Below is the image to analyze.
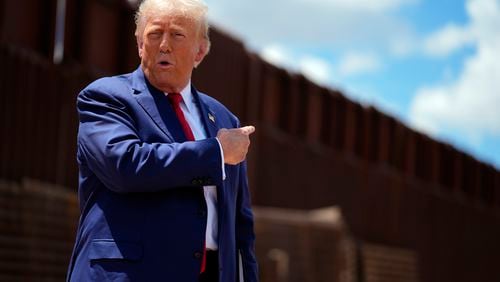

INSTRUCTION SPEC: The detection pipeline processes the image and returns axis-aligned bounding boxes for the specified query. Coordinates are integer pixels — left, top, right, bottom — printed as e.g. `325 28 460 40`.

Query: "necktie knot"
167 92 183 105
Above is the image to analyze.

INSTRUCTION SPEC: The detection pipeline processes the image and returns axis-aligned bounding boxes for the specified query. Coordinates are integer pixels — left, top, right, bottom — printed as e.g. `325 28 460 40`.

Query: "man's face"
138 12 206 93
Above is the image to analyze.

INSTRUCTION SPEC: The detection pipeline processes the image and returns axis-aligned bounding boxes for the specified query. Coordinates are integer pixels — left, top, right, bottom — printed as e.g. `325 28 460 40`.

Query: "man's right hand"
216 126 256 165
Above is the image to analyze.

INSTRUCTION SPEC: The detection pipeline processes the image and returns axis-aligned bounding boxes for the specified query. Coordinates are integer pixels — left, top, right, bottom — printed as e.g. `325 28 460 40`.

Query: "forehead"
146 11 198 29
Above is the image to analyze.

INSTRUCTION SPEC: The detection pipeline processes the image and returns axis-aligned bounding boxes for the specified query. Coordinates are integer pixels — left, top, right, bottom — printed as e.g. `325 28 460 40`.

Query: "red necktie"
167 93 195 141
167 93 207 273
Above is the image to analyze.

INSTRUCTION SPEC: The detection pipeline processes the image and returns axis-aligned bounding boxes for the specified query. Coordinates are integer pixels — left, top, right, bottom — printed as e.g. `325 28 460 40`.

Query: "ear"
193 39 209 68
137 37 144 58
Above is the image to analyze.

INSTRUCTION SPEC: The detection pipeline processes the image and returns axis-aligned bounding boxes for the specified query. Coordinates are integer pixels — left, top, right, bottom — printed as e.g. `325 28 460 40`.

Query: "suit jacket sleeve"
77 83 223 193
236 160 259 281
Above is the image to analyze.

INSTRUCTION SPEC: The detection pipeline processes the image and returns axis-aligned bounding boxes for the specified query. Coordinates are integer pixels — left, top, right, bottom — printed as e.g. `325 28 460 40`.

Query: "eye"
148 31 162 39
173 32 185 38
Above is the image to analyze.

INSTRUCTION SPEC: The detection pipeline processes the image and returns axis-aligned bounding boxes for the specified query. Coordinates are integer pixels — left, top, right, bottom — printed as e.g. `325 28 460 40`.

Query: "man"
66 0 258 281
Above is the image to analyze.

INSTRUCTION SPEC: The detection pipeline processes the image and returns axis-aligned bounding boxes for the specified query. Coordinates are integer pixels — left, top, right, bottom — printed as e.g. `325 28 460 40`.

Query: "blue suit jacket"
67 67 258 282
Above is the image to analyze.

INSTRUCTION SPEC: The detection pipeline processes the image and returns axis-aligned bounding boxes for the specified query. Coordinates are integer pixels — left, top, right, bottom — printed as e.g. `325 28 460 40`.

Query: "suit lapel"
192 86 220 138
131 67 187 142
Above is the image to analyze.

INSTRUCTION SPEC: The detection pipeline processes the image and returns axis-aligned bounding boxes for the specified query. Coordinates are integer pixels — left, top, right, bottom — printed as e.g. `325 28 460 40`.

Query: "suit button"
198 210 207 217
194 252 203 259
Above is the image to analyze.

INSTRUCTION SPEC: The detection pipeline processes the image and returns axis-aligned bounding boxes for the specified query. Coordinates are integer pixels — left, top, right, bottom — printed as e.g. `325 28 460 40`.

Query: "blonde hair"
134 0 210 50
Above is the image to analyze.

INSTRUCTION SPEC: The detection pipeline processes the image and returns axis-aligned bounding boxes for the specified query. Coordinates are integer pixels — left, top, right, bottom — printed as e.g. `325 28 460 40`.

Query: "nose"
159 34 171 54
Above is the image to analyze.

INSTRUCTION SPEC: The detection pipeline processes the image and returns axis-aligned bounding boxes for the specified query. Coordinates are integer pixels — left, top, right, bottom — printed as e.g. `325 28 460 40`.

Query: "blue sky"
204 0 500 169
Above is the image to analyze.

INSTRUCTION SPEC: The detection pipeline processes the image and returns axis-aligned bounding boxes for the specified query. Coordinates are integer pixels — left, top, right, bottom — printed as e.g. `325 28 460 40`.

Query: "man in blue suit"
66 0 258 281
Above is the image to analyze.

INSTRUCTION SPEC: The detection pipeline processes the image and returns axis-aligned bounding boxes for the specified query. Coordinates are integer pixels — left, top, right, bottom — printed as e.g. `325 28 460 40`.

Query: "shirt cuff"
215 138 226 180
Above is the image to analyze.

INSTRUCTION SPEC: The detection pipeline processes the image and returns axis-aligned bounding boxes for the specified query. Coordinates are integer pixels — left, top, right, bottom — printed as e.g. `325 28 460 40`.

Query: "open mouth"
158 60 172 67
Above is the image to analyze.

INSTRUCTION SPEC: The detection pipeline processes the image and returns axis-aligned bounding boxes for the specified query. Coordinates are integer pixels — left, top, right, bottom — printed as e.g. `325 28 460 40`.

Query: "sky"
204 0 500 169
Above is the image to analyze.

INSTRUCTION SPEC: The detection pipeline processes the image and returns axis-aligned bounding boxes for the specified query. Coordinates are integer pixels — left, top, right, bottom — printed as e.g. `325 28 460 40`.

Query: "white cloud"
421 0 500 58
298 0 417 12
410 0 500 142
299 56 332 85
423 24 474 57
260 44 294 69
260 45 381 86
337 52 382 77
205 0 417 51
260 44 333 86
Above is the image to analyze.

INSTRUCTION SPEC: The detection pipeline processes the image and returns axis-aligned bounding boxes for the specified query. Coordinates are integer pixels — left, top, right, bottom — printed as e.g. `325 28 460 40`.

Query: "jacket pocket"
89 239 143 261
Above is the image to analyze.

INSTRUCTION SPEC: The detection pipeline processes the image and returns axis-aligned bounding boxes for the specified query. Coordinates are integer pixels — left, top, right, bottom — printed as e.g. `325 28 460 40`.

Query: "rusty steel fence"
1 0 500 281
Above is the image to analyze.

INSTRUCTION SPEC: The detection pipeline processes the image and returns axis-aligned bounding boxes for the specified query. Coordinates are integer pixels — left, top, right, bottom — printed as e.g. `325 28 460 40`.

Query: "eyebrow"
146 22 164 29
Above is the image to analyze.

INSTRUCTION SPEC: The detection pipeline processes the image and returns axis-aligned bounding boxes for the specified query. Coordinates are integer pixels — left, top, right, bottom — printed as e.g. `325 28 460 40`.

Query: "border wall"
1 0 500 281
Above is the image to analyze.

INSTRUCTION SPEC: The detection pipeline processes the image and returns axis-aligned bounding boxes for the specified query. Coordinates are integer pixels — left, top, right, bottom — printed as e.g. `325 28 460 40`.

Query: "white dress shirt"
165 83 224 250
